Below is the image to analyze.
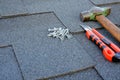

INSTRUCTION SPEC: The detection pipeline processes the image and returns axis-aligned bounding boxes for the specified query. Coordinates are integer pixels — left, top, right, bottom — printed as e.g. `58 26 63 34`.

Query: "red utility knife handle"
86 30 115 62
92 29 120 53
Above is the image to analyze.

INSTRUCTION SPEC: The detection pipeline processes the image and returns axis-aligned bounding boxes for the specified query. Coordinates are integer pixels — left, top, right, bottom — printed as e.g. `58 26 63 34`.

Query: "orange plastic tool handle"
92 29 120 53
86 30 115 62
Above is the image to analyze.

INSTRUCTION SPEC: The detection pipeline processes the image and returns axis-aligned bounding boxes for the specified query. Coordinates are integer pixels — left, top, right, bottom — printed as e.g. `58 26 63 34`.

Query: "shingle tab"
74 29 120 80
0 47 23 80
90 0 120 6
23 0 95 32
95 56 120 80
50 68 102 80
0 13 95 80
0 0 27 16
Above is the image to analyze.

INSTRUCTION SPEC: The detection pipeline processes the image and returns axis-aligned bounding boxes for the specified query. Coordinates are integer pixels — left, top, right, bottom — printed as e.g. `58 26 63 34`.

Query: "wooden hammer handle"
96 15 120 42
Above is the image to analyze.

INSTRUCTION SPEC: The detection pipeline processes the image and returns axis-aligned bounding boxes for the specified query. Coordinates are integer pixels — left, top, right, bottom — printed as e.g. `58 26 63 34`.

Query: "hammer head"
80 7 111 21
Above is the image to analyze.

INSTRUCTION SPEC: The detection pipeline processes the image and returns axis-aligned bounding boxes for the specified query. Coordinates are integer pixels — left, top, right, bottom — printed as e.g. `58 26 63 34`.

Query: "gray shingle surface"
23 0 95 32
107 4 120 25
0 0 27 16
50 68 102 80
0 0 119 32
23 0 120 32
74 28 120 80
0 0 120 80
0 47 23 80
90 0 120 5
95 57 120 80
0 13 95 80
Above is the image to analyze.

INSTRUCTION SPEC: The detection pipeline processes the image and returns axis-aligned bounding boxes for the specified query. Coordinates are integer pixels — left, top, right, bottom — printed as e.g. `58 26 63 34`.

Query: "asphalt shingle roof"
0 0 120 80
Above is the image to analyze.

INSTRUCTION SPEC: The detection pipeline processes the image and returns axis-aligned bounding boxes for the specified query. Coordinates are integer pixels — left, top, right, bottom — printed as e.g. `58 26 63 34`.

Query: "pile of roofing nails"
48 27 72 41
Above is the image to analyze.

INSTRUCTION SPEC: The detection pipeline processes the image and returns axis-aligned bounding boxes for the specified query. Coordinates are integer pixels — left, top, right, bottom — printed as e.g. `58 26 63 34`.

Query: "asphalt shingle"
0 47 23 80
0 0 27 17
107 4 120 25
74 28 120 80
95 56 120 80
23 0 95 32
0 13 95 80
49 68 102 80
90 0 120 6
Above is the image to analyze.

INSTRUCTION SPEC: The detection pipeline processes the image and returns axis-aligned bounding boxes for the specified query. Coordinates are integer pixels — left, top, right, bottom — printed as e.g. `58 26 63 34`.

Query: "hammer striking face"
80 7 111 21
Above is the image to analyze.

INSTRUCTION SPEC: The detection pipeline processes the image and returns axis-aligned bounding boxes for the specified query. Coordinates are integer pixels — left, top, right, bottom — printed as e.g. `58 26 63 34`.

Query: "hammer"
80 7 120 42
